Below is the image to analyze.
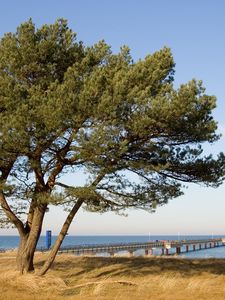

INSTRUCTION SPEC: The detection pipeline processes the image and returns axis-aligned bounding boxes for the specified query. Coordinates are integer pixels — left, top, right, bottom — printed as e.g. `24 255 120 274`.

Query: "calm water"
1 235 225 258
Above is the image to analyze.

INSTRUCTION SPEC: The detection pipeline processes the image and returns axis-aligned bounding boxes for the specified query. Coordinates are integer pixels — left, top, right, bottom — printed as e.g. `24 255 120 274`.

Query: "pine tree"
0 19 224 275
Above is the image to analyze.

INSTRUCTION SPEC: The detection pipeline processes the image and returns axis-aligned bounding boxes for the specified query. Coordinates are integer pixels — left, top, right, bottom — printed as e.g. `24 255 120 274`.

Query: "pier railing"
36 237 224 256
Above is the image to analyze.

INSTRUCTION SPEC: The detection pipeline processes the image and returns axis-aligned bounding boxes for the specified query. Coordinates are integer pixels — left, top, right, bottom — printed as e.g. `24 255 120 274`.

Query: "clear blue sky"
0 0 225 235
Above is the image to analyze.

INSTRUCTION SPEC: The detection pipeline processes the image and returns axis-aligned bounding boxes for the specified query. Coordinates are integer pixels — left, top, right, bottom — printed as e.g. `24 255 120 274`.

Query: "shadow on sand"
35 255 225 278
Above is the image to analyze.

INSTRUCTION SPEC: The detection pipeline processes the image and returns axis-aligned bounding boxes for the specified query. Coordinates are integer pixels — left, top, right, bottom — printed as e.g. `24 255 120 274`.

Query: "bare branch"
0 191 25 236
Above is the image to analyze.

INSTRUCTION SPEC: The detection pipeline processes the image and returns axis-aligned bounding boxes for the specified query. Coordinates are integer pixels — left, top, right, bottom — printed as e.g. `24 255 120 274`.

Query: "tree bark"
16 204 47 274
16 234 34 273
38 199 83 276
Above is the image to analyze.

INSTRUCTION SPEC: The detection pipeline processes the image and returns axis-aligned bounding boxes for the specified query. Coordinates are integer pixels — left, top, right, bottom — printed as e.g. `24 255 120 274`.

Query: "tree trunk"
16 204 47 274
16 235 35 273
38 199 83 276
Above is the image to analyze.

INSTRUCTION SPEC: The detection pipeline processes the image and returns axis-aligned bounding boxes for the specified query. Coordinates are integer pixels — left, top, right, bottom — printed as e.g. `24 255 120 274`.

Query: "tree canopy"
0 19 224 274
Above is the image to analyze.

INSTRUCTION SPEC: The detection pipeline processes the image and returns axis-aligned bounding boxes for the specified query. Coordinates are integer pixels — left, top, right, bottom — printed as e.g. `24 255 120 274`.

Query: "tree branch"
0 191 25 236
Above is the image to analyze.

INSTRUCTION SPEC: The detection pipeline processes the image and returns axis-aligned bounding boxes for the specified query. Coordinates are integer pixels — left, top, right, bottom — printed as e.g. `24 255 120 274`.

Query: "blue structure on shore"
46 230 52 249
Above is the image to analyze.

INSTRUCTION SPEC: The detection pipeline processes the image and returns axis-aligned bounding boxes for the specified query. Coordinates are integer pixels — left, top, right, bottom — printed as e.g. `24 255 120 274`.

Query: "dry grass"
1 252 225 299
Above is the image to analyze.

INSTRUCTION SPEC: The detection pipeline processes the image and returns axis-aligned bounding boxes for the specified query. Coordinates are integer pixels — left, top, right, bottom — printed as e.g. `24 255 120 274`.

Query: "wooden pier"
55 238 225 257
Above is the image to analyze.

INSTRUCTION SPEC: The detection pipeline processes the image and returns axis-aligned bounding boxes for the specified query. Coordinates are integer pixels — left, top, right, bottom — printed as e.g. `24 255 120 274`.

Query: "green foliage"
0 19 225 227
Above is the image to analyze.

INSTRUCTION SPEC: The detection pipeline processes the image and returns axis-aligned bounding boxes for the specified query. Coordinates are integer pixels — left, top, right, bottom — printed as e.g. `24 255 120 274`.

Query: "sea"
1 235 225 259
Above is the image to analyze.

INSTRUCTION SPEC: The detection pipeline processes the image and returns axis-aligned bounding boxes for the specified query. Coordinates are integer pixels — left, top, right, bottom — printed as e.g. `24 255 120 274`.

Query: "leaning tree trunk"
16 204 46 274
38 199 83 276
